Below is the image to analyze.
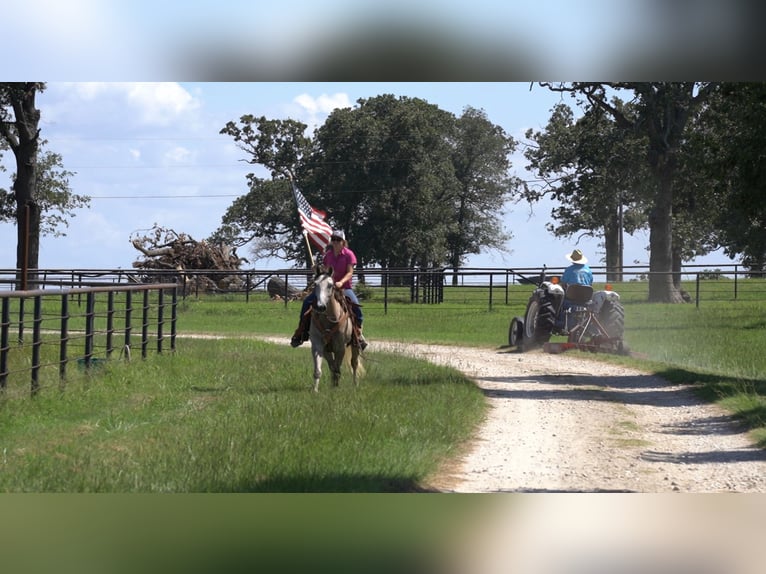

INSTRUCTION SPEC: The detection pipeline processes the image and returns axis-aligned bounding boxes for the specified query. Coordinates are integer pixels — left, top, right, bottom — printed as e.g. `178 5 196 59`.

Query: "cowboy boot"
290 314 311 347
356 325 368 351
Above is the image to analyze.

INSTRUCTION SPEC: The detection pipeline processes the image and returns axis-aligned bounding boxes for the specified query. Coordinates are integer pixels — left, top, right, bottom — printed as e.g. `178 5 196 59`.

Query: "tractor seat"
565 284 594 305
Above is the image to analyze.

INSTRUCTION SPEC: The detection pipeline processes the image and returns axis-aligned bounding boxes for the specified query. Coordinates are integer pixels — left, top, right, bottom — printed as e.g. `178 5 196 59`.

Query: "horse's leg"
331 347 342 387
351 346 360 386
312 345 323 392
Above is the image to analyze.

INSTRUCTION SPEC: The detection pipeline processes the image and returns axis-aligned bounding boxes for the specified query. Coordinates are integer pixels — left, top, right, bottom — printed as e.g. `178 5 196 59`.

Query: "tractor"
508 266 628 355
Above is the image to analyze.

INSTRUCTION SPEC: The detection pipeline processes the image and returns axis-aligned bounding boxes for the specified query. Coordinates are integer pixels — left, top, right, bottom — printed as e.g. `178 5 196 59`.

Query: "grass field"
1 279 765 492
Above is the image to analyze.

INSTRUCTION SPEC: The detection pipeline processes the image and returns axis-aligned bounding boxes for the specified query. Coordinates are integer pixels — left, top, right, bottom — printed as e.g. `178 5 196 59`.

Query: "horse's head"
312 267 335 312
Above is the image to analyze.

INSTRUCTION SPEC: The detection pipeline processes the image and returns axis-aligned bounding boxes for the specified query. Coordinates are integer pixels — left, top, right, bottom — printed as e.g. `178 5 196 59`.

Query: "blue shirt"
561 263 593 286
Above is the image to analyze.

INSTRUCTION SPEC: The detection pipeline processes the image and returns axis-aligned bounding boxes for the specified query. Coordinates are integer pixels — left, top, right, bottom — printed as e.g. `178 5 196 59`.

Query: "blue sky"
0 82 737 273
3 1 753 273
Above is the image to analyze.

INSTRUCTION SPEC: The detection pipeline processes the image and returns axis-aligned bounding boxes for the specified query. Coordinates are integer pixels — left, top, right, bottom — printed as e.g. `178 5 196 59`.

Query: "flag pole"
287 171 316 269
303 230 315 268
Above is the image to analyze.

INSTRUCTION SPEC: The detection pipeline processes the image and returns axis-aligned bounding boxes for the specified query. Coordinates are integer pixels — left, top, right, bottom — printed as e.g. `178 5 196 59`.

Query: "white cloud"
125 83 201 125
53 83 200 128
164 146 194 164
288 92 352 133
294 93 352 114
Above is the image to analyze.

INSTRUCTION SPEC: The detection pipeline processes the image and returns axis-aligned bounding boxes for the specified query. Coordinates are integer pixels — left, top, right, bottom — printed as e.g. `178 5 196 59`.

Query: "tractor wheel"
598 300 625 340
508 316 524 348
523 295 555 348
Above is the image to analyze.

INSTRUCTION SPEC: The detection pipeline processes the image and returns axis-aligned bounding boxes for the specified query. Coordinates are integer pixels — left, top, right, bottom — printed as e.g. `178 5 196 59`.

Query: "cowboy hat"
565 249 588 264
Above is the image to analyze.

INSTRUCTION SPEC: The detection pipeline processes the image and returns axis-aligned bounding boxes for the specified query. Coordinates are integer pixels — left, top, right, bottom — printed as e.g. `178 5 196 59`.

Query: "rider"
561 249 593 288
290 229 368 350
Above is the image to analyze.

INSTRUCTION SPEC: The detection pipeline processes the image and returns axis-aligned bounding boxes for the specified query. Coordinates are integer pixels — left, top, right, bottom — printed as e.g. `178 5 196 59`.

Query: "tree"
218 116 316 266
1 141 89 237
523 101 650 281
220 96 517 275
306 94 459 269
539 83 716 302
209 176 306 264
694 82 766 273
0 82 44 288
448 106 517 283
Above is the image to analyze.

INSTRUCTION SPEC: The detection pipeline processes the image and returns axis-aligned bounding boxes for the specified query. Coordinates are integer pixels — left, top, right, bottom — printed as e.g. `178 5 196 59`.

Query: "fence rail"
1 264 764 311
1 283 178 397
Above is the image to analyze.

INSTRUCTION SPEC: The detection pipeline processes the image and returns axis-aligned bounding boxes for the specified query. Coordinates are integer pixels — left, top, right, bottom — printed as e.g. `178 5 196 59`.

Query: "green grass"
3 281 766 492
0 337 485 492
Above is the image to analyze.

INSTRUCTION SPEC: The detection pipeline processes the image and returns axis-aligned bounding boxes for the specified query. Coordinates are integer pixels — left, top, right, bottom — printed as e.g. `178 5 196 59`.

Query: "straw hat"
565 249 588 264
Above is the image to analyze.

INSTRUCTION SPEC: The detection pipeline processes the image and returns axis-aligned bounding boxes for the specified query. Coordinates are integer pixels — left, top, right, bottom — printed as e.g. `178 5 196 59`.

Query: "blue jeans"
300 289 363 326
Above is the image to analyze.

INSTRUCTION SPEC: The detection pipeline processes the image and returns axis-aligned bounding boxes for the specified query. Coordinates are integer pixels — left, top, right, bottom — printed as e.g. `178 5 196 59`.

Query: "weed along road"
251 334 766 493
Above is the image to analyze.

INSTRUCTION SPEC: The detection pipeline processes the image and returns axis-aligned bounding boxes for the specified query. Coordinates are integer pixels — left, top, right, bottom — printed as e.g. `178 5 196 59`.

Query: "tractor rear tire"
523 294 555 348
599 299 625 340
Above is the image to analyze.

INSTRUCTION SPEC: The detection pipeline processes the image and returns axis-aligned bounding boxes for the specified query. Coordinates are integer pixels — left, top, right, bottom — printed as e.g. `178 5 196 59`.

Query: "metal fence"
1 283 177 397
1 264 763 312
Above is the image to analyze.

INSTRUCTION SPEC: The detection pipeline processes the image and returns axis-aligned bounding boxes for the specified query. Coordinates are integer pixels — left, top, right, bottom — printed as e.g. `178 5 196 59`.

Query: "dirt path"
379 342 766 493
232 335 766 492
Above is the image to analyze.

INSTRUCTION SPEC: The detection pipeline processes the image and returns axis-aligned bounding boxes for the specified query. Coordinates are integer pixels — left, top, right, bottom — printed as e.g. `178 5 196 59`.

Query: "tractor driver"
561 249 593 288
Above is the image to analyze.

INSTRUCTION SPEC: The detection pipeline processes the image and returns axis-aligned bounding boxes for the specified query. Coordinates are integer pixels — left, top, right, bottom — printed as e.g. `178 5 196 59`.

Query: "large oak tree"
539 83 716 302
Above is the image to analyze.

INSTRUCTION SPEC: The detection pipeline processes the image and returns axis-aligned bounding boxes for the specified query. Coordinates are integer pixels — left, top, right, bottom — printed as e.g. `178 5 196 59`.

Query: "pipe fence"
1 283 177 397
1 264 763 313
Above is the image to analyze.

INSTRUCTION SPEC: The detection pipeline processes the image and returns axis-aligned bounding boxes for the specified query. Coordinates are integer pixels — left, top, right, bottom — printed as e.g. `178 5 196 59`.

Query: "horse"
308 267 363 392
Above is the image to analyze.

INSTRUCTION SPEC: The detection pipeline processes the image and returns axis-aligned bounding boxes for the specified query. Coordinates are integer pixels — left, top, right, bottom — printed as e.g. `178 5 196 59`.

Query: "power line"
88 194 241 199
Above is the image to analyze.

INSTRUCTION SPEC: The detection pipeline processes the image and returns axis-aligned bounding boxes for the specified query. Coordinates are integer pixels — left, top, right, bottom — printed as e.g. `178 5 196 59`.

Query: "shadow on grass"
219 474 440 493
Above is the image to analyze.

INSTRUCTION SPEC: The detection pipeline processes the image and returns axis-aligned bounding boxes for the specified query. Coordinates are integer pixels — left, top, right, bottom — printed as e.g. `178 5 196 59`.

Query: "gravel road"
371 341 766 493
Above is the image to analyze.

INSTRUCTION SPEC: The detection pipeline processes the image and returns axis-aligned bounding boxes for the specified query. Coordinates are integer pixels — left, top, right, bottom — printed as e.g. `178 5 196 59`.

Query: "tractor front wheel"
508 316 524 348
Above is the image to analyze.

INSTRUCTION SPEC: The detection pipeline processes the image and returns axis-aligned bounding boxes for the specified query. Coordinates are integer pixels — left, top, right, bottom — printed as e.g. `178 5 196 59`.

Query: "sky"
3 1 758 274
0 82 740 274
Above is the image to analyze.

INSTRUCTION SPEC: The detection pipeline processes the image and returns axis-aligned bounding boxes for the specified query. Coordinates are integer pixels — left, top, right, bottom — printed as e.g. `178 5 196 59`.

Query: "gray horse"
309 268 363 392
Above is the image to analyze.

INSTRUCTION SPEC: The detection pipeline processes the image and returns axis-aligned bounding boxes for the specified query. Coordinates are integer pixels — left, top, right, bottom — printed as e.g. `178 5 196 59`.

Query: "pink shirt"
322 247 357 289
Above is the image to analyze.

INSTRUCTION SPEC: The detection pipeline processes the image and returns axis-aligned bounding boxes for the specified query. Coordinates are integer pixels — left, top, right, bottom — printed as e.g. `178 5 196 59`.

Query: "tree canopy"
536 83 716 302
217 95 518 271
1 83 87 287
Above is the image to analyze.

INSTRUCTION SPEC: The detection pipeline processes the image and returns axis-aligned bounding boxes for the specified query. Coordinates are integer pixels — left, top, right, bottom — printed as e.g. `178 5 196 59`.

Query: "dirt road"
372 341 766 493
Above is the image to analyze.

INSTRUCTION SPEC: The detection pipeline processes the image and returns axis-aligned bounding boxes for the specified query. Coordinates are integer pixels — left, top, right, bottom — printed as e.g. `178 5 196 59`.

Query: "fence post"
106 290 115 357
170 286 177 353
157 288 165 354
84 291 96 366
734 264 738 300
488 273 494 311
284 273 289 309
31 296 42 395
141 289 150 359
59 293 69 382
1 298 9 390
695 274 700 309
384 270 389 315
125 290 133 355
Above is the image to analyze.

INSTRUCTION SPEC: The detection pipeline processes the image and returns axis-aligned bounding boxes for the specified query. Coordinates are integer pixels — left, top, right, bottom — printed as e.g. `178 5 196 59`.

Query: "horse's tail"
343 346 365 378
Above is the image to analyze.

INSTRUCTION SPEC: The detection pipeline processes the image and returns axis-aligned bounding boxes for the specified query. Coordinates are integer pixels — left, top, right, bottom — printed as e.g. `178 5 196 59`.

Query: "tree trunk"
3 84 42 290
648 166 684 303
604 218 621 283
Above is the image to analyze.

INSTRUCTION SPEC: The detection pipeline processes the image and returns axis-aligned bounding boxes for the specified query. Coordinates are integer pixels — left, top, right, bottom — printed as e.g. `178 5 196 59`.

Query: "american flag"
291 182 332 250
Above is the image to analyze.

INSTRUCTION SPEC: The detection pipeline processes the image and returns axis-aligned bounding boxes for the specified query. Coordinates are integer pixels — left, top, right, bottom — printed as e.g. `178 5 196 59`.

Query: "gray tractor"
508 266 628 355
